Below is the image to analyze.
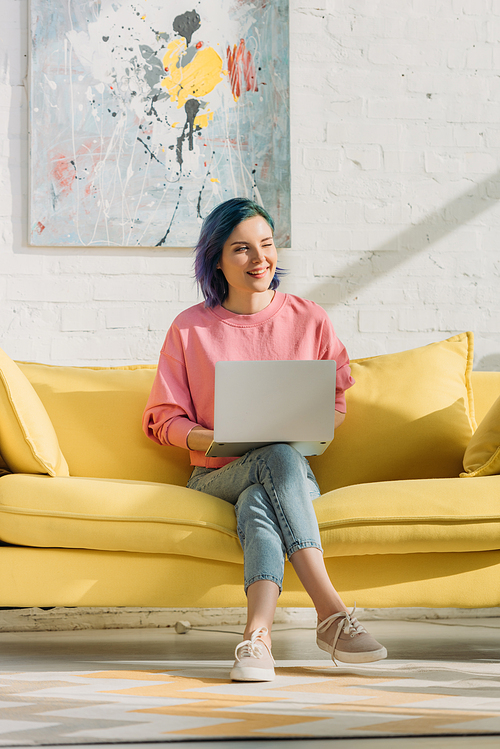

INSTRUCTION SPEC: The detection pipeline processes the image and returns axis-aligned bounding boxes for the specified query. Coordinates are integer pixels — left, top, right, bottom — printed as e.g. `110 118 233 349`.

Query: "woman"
143 198 387 682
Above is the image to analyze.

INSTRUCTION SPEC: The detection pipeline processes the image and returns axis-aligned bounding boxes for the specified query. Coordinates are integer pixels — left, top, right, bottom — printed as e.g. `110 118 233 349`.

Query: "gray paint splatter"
184 98 200 150
139 44 166 89
173 10 201 45
156 185 183 246
175 98 200 169
181 45 198 67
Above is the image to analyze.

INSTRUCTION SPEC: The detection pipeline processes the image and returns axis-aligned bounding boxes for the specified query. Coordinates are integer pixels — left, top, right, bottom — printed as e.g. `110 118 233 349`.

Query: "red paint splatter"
51 154 76 198
196 41 203 49
227 39 258 99
35 221 45 234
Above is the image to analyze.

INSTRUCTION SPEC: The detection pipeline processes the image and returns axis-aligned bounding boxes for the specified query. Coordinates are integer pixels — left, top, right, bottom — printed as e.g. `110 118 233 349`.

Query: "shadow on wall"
308 171 500 370
476 354 500 371
321 171 499 302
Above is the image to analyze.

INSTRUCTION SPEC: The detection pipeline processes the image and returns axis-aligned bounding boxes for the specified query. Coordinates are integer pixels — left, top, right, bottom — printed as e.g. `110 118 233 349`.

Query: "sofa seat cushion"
2 473 499 562
315 476 500 557
0 474 242 564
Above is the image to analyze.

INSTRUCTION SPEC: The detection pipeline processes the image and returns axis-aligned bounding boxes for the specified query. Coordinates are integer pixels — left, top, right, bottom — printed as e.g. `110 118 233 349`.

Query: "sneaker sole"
317 638 388 663
230 667 275 682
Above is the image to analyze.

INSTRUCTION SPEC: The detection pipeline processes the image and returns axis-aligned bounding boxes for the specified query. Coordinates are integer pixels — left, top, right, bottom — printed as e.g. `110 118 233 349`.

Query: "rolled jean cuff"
244 574 283 595
287 540 323 559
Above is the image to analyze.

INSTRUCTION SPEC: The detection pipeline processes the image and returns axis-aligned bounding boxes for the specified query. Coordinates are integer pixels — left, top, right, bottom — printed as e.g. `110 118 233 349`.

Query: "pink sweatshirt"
143 292 355 468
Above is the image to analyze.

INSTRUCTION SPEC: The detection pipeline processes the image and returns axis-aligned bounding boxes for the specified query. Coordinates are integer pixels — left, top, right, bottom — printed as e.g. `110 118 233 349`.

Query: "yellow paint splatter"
161 41 224 108
194 111 214 129
210 178 220 183
162 38 186 70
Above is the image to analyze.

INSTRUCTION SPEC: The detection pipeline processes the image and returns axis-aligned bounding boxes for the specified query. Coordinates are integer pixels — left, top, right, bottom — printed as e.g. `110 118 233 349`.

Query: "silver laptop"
205 360 337 458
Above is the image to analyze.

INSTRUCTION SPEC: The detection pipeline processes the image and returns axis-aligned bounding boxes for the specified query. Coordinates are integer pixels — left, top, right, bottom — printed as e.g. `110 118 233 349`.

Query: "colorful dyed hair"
194 198 286 308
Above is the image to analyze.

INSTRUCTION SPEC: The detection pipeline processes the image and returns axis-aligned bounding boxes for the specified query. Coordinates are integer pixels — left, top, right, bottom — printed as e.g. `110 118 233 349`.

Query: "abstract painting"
30 0 290 247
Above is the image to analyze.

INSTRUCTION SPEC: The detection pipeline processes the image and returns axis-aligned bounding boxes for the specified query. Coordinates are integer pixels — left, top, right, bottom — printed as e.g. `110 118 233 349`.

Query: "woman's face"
217 215 277 301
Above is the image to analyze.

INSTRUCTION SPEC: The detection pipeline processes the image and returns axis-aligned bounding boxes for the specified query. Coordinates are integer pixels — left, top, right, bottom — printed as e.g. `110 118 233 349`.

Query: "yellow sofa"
1 332 499 610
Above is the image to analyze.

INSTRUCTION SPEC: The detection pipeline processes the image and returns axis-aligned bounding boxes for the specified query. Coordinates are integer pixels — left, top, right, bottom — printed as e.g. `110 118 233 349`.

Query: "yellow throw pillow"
0 452 10 477
309 333 476 493
17 361 191 486
461 394 500 478
0 348 69 476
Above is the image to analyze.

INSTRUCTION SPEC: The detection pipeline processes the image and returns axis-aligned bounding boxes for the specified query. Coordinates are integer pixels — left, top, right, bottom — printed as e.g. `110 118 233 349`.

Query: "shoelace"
317 605 367 662
234 626 273 663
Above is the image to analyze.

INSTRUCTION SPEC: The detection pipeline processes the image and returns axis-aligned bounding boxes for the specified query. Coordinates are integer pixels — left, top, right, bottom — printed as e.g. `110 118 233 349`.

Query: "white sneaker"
230 627 276 682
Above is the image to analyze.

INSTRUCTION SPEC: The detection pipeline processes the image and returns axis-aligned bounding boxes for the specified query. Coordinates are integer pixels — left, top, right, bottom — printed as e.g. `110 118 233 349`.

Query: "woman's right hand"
186 426 215 452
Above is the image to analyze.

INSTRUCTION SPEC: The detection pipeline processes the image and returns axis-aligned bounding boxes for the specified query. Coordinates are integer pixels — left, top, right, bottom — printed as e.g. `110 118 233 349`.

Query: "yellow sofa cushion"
0 348 69 477
0 451 9 477
1 472 498 560
309 333 476 493
0 473 242 563
470 371 500 423
17 362 192 485
314 476 500 557
461 394 500 478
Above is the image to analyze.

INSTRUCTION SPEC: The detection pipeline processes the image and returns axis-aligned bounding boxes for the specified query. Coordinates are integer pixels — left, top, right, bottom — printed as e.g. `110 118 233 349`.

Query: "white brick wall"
0 0 499 370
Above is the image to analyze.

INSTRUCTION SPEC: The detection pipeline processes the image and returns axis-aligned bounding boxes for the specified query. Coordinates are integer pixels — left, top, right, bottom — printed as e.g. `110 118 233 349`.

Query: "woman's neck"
222 289 275 315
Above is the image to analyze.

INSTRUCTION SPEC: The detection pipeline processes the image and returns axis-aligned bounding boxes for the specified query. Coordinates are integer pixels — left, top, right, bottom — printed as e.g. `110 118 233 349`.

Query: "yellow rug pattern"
1 660 500 743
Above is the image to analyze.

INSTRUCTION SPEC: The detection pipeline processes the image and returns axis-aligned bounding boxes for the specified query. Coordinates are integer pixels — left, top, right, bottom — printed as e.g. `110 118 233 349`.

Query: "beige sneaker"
317 607 387 664
230 627 276 682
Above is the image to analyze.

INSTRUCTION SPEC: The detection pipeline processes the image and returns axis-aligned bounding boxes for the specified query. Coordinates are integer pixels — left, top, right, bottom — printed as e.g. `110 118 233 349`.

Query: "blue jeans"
187 443 322 594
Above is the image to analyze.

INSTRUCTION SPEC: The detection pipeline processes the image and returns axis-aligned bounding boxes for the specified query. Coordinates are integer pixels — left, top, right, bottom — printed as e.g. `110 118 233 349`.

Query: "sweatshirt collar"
208 291 287 327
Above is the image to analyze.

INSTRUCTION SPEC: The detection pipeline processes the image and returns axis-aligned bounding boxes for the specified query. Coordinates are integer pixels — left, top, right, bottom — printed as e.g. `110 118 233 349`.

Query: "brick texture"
0 0 498 369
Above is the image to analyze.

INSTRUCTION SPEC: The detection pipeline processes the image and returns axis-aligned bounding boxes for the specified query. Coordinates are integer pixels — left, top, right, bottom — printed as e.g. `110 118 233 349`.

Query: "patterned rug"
1 659 500 744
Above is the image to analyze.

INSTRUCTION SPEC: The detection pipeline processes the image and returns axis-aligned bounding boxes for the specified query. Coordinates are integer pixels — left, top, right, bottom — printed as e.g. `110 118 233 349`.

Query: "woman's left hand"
335 411 346 429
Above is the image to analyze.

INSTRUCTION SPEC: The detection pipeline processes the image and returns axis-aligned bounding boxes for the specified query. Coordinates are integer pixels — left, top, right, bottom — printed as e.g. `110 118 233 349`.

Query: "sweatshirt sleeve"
319 316 355 413
142 327 201 449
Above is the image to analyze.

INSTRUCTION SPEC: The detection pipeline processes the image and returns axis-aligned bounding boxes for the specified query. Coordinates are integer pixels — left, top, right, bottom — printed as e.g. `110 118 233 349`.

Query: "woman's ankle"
243 626 272 650
316 605 349 623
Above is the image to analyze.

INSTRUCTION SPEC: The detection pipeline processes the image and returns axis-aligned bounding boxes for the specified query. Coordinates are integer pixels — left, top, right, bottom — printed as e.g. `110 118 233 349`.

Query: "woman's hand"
334 411 346 429
187 426 215 452
187 415 344 452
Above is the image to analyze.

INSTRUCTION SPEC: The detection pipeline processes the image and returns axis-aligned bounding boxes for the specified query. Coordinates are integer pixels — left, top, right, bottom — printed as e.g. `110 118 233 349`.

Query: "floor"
1 616 499 748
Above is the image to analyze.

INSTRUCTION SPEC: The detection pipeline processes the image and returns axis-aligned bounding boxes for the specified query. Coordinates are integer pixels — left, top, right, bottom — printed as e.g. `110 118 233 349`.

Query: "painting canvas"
29 0 290 247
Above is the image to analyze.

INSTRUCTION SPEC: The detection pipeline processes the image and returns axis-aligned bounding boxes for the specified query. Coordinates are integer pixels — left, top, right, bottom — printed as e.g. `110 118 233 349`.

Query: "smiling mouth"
248 267 269 276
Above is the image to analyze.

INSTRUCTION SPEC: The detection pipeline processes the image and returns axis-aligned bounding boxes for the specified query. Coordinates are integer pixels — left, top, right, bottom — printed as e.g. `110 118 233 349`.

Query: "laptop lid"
205 359 337 458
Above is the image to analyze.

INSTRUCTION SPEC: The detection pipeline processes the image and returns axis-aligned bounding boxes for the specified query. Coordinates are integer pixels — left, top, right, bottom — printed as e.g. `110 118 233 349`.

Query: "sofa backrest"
309 333 477 493
18 361 192 486
15 334 497 492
